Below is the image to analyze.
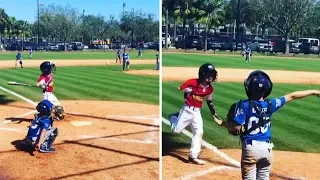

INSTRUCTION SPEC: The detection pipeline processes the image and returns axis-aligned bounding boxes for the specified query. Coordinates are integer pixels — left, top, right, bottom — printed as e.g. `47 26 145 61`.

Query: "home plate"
70 121 93 126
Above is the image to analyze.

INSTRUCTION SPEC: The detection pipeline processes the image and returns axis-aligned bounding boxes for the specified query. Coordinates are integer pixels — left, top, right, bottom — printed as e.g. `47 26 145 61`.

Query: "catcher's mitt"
226 102 244 136
53 105 65 120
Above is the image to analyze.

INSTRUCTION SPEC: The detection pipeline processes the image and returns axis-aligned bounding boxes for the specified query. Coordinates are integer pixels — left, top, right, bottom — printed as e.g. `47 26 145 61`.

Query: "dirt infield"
0 100 159 180
0 59 155 69
124 70 159 76
163 67 320 84
162 67 320 180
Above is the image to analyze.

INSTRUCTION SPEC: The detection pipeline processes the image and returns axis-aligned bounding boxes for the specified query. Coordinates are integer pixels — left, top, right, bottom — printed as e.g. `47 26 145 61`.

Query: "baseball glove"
226 102 244 136
53 105 65 120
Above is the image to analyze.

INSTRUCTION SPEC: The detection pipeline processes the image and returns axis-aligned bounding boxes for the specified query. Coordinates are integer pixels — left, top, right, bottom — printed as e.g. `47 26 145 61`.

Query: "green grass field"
162 81 320 153
0 50 157 60
0 65 159 105
162 53 320 72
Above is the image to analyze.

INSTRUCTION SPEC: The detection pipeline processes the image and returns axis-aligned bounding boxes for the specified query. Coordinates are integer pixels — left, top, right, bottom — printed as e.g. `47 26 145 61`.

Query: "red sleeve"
178 79 194 91
37 75 44 83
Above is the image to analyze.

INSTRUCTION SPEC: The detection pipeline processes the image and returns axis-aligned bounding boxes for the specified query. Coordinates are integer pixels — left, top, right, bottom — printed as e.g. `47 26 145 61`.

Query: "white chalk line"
179 165 239 180
162 117 306 180
0 127 26 132
79 135 155 144
106 114 159 122
0 86 37 106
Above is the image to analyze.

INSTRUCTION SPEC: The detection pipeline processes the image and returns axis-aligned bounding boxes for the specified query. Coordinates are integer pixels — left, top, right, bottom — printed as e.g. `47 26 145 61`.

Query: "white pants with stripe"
169 104 203 159
42 92 60 106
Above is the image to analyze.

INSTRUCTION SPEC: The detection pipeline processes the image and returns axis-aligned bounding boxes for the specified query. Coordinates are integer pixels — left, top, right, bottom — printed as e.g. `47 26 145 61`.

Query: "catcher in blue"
19 100 58 153
15 51 23 69
116 48 121 64
122 48 130 71
213 70 320 180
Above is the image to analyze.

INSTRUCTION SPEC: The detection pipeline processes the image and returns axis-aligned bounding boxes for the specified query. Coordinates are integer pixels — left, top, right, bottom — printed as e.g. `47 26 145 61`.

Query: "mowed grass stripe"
162 81 320 152
162 53 320 72
0 51 157 60
0 66 158 104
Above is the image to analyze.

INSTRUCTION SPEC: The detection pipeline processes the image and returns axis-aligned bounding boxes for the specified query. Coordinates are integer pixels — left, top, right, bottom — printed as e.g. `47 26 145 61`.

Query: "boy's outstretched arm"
35 129 47 150
284 90 320 103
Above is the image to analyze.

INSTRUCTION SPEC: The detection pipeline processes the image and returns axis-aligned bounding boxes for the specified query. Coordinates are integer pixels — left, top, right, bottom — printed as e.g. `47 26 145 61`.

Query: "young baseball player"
244 45 252 63
137 47 142 58
29 49 33 59
15 51 23 69
116 48 121 64
37 61 65 120
19 100 58 153
122 49 130 71
155 46 159 70
168 63 218 165
213 70 320 180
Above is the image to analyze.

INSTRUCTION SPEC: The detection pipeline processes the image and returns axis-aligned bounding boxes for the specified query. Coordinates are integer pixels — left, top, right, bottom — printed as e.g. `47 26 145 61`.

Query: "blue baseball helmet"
40 61 56 75
244 70 273 100
36 100 54 116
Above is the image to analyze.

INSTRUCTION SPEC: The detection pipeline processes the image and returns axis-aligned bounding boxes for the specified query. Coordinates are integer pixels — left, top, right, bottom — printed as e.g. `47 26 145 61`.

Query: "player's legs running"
189 110 205 164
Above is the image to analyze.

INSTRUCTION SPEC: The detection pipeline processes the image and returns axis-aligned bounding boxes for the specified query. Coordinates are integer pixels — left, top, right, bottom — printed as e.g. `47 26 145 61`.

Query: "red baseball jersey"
178 78 213 108
38 73 54 92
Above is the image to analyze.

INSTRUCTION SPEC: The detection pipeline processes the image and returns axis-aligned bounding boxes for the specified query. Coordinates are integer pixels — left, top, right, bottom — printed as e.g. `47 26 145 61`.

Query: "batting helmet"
198 63 218 83
40 61 56 75
36 100 54 116
244 70 273 100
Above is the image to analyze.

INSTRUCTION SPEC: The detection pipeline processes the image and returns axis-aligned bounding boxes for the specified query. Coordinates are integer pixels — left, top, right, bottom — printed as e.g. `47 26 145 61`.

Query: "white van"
293 38 320 48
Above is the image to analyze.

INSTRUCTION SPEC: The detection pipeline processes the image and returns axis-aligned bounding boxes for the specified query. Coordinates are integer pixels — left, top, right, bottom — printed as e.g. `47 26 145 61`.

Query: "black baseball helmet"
40 61 56 75
244 70 273 100
198 63 218 83
36 100 54 116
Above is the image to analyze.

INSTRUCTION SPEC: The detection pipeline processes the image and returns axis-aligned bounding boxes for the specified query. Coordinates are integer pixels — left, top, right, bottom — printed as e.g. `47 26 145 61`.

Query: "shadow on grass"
0 94 15 105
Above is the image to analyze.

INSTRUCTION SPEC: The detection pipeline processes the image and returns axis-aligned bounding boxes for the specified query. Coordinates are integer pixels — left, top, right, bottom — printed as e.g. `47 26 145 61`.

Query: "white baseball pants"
169 104 203 159
42 92 60 106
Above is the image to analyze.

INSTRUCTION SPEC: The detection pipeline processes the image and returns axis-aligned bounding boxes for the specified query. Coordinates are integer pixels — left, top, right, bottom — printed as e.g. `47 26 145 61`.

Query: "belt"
185 105 200 111
243 140 270 145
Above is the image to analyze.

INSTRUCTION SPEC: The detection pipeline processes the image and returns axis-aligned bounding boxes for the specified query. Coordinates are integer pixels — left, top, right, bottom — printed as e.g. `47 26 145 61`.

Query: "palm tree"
195 0 224 51
0 8 9 45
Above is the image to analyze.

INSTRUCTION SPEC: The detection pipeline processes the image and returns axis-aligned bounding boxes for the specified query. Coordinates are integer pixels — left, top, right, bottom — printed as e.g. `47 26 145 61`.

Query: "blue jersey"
26 114 52 141
123 53 129 61
29 50 32 54
233 97 286 141
16 52 22 59
245 47 252 53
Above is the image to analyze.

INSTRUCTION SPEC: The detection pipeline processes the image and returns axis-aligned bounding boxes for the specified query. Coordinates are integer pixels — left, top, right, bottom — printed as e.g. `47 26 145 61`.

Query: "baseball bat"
8 81 39 87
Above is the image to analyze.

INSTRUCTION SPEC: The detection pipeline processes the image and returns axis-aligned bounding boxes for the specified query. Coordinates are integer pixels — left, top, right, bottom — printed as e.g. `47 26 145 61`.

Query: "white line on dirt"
0 86 37 106
79 135 155 144
106 115 159 121
0 127 26 132
162 117 306 180
179 166 239 180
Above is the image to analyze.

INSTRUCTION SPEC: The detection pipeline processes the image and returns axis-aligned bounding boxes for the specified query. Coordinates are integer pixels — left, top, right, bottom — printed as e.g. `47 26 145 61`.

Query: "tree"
0 8 9 44
195 0 224 51
259 0 313 54
40 4 80 50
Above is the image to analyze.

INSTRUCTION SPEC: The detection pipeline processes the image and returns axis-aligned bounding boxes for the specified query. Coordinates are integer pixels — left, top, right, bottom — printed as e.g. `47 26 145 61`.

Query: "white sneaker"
188 156 206 165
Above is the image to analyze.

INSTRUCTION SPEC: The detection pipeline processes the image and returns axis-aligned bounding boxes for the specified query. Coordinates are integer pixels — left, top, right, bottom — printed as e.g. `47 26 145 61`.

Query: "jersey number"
247 117 270 135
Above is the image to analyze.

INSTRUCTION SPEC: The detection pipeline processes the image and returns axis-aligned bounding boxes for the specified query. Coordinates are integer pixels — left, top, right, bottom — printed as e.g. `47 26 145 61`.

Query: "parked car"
201 38 222 50
248 39 273 52
292 38 320 48
70 42 83 51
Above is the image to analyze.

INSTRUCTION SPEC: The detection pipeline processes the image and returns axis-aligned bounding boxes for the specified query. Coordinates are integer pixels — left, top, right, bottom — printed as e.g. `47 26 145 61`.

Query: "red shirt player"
168 63 218 165
37 61 60 106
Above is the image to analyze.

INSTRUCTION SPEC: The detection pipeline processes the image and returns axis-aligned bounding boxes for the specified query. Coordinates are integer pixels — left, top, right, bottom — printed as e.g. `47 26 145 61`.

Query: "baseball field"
0 51 159 180
162 52 320 180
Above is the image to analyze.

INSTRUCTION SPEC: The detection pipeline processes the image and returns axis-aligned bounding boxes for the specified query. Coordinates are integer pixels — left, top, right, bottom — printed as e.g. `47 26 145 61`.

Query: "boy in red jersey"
168 63 218 165
37 61 65 120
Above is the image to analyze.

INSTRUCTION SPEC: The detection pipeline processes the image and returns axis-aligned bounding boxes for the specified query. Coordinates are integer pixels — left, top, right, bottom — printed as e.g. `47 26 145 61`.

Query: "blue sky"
1 0 160 23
